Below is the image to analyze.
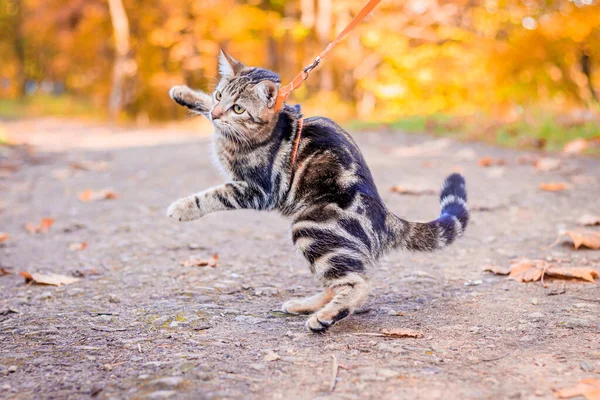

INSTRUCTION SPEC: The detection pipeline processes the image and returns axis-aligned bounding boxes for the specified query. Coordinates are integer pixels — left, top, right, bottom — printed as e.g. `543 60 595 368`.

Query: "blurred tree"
107 0 133 120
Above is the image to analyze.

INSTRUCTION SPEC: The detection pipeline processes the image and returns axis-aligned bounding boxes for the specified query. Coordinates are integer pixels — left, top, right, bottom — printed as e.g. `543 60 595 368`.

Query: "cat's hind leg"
281 289 334 315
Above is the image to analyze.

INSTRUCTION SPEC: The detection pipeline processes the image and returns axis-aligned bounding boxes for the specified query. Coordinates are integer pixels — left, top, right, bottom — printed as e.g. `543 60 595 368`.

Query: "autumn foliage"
0 0 599 124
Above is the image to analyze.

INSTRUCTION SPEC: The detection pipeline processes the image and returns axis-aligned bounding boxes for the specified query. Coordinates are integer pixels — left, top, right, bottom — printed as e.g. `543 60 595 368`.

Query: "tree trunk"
12 0 26 97
107 0 131 120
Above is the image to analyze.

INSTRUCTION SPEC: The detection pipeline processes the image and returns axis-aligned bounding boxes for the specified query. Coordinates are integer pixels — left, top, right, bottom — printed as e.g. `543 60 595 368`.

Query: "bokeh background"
0 0 599 150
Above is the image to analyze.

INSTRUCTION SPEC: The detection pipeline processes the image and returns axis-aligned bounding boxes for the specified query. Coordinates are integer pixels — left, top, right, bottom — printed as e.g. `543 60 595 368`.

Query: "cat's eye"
215 91 222 101
232 104 245 114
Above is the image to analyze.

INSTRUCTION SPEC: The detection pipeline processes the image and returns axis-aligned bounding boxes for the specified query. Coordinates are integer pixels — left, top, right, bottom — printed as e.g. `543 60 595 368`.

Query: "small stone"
377 369 400 379
469 326 480 333
233 315 266 324
249 363 265 371
528 312 545 320
188 243 204 250
148 377 184 389
263 351 280 361
531 298 539 305
535 389 544 397
168 321 179 328
108 294 120 304
580 361 594 372
35 292 54 301
7 365 17 373
143 391 177 399
2 384 10 391
138 374 150 380
387 309 404 316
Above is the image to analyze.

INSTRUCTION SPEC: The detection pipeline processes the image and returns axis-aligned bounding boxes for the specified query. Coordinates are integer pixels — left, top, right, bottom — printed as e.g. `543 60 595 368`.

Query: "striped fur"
168 51 469 332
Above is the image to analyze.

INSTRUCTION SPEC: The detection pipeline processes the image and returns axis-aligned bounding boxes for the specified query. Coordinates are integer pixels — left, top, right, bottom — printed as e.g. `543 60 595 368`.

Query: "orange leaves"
25 218 55 234
478 157 505 167
563 138 590 155
79 189 118 202
555 378 600 400
0 232 10 243
68 242 87 251
19 271 80 286
558 231 600 250
484 259 598 283
390 186 436 195
180 253 219 268
539 183 567 192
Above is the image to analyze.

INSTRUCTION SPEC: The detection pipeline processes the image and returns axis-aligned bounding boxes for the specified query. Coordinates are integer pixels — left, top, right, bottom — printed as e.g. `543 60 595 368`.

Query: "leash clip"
302 56 321 78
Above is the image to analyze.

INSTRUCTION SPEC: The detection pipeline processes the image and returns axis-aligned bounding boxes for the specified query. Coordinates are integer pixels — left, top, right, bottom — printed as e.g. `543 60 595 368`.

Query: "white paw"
167 197 200 222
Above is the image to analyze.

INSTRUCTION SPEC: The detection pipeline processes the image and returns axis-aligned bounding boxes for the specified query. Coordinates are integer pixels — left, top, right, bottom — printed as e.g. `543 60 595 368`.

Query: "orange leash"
290 118 304 171
274 0 382 112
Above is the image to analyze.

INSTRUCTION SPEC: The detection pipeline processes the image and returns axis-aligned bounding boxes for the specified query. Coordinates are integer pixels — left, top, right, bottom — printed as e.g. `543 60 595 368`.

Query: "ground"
1 118 599 400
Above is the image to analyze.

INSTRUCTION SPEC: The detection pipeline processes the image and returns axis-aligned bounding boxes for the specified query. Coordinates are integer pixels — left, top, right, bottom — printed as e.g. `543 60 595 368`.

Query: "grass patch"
346 111 600 155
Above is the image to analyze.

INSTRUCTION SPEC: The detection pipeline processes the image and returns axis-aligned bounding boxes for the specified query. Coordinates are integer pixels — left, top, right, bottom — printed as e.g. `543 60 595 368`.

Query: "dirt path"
1 119 599 399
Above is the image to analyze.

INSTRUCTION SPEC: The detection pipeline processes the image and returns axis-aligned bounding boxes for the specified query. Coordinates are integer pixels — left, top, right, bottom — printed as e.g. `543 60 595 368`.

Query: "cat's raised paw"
167 197 201 222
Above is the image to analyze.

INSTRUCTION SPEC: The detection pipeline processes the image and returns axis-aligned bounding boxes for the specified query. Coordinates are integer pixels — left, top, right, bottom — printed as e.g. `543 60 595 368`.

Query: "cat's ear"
254 80 279 108
218 49 245 77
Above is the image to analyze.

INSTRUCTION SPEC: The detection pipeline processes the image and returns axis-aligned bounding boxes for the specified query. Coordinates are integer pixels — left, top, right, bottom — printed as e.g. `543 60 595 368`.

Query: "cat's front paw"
167 197 201 222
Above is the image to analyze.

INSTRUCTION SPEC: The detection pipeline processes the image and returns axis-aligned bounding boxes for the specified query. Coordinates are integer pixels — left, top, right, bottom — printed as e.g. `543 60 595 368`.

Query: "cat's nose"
211 108 223 120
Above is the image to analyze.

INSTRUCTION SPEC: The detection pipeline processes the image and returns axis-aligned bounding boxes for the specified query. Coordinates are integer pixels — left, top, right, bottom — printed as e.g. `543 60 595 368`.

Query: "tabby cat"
167 50 469 333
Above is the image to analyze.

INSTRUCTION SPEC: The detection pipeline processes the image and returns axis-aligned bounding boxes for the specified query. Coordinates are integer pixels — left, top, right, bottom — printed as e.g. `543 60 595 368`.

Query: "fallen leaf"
180 253 219 268
68 242 87 251
560 231 600 250
539 183 567 192
0 232 10 243
24 218 55 234
79 189 117 202
382 328 424 338
19 271 80 286
70 160 109 172
483 264 511 275
390 186 436 195
547 267 599 283
0 162 19 177
263 351 281 361
0 267 13 276
535 157 561 172
485 259 599 283
555 378 600 399
478 157 505 167
563 138 589 155
577 215 600 226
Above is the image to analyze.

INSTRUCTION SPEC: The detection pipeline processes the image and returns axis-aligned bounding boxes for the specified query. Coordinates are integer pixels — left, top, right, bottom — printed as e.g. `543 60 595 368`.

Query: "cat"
167 50 469 333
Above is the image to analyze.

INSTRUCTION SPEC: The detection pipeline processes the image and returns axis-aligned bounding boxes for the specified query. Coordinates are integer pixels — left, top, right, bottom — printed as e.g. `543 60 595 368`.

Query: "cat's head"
170 50 281 146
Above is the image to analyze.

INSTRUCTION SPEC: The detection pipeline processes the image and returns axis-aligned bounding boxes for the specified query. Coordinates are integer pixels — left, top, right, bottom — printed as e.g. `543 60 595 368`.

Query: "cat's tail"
386 173 469 252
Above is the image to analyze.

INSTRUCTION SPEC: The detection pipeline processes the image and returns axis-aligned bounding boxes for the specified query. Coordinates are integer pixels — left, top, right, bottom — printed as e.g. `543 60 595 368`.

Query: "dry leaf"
24 218 55 234
0 267 13 276
180 253 219 268
555 378 600 400
547 267 599 283
483 264 511 275
263 351 281 361
0 232 10 243
478 157 505 167
577 215 600 226
79 189 117 202
560 231 600 250
70 160 109 172
485 259 599 283
68 242 87 251
563 138 589 155
390 186 436 195
19 271 80 286
535 157 561 172
382 328 424 338
539 183 567 192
